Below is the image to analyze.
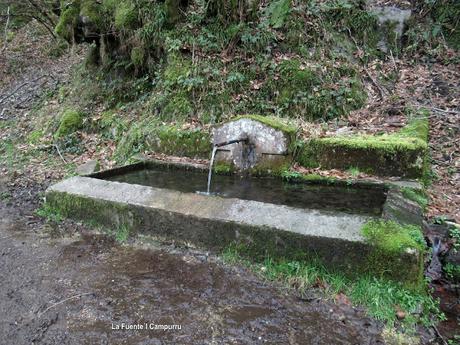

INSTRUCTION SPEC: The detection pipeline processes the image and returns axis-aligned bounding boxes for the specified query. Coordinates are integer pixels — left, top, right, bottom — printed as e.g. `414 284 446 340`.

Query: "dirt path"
0 199 386 345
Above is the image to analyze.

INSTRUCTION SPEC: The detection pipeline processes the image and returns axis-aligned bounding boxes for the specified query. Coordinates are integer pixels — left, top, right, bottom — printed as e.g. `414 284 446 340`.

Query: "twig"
429 107 460 115
345 27 388 99
38 292 94 318
432 325 448 345
3 6 10 43
389 49 398 73
364 67 387 99
412 104 460 115
53 143 67 164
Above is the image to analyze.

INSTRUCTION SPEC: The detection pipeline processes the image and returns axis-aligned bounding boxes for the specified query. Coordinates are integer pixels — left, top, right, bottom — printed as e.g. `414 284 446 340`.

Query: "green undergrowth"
405 0 460 56
222 243 443 329
444 263 460 282
52 0 385 122
36 203 64 223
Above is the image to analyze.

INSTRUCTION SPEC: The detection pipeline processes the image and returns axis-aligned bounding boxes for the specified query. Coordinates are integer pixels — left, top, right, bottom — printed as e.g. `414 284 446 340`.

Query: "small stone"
396 310 406 320
75 160 100 175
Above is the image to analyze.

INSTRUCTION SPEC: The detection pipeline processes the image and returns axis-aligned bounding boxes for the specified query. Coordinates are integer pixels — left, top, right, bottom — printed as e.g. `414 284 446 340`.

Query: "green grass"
35 203 63 223
346 166 360 177
115 225 130 243
0 191 12 202
0 139 15 170
401 187 429 210
222 243 443 328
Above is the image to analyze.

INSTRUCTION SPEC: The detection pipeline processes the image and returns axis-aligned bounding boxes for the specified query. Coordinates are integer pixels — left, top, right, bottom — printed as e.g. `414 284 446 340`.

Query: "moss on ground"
54 109 84 139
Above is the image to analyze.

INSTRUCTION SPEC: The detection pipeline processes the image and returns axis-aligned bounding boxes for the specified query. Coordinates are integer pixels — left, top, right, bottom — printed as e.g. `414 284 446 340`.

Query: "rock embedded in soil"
75 160 100 175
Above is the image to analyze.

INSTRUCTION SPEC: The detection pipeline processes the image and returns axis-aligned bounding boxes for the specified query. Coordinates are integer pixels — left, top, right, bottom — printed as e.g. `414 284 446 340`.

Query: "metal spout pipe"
214 137 248 148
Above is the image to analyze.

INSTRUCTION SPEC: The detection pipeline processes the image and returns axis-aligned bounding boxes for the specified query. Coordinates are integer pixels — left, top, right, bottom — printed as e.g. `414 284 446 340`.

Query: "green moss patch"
115 121 211 162
55 109 84 139
55 2 80 41
362 220 426 254
361 220 426 289
152 125 211 158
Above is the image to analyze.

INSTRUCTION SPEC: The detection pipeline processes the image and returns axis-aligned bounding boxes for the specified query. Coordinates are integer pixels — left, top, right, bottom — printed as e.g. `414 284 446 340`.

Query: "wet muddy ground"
0 198 387 345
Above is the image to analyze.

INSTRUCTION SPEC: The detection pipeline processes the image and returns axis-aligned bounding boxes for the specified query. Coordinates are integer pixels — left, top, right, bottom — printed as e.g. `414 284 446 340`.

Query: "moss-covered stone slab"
297 118 429 178
145 125 211 159
116 123 211 161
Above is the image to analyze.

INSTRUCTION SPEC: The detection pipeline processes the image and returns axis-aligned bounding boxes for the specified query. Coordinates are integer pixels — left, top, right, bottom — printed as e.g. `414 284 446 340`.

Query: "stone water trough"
45 159 424 285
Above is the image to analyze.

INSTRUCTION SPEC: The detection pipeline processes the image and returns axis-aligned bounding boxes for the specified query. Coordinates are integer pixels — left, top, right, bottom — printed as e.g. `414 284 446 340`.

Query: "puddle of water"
103 168 386 216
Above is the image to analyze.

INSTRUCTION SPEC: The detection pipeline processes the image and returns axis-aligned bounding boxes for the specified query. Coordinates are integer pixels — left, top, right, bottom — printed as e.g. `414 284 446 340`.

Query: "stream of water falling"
207 146 218 194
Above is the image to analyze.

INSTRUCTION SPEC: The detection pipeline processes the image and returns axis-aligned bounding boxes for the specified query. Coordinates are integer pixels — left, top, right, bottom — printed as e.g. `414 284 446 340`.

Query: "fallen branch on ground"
0 75 50 104
38 292 94 318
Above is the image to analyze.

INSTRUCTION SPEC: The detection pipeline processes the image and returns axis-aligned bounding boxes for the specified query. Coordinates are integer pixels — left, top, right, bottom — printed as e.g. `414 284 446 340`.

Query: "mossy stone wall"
296 118 429 178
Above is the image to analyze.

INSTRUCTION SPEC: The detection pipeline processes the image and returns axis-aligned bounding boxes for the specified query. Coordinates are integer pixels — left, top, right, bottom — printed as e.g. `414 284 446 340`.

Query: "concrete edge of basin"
45 174 424 287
